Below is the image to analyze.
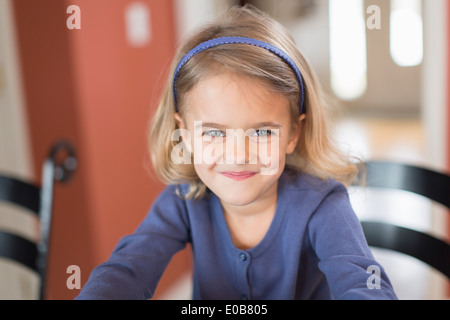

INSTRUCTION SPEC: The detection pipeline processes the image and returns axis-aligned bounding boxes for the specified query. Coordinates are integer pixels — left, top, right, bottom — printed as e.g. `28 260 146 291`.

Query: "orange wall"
13 0 190 299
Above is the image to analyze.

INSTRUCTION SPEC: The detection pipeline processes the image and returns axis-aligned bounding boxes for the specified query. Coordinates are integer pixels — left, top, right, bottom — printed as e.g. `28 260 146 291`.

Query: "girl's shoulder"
156 182 211 204
281 167 347 196
151 183 189 208
280 168 354 223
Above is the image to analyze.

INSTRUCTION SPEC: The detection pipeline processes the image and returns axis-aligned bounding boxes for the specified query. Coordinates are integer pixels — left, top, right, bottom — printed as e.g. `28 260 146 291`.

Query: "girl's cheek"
190 137 224 166
258 139 282 176
192 133 284 169
202 140 224 166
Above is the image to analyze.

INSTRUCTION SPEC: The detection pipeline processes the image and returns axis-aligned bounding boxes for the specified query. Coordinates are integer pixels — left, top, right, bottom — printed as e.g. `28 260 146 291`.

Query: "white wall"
422 0 448 171
421 0 448 299
0 0 32 178
0 0 38 299
173 0 232 44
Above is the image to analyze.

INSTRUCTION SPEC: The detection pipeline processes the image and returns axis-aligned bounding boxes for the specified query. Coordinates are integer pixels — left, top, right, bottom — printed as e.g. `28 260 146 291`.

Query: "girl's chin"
208 184 258 206
218 194 256 207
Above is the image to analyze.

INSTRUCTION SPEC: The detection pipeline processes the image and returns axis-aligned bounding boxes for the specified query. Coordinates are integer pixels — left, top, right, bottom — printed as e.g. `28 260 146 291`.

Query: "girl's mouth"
220 171 257 181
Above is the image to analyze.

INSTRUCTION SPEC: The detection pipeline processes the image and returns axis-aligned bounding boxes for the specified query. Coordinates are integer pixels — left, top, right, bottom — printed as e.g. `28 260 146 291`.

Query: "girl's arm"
308 184 398 300
76 185 190 300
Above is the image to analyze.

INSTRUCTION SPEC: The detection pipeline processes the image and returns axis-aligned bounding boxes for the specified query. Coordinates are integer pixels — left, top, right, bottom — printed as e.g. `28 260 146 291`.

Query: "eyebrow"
194 122 283 129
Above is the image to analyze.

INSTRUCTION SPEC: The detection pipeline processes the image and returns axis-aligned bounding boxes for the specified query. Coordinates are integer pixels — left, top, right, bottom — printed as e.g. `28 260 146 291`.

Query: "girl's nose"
224 130 253 165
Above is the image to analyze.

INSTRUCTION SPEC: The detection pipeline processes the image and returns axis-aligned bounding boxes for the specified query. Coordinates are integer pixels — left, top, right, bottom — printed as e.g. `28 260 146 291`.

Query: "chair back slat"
0 230 38 271
0 141 77 299
357 161 450 280
361 221 450 279
0 176 40 214
363 161 450 208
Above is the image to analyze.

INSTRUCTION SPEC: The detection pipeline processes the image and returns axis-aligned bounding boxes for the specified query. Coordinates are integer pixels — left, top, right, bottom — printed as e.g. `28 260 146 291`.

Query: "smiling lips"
220 171 257 181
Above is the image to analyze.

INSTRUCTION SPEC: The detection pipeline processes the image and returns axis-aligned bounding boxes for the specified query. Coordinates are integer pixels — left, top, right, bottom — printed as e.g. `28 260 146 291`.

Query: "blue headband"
173 36 305 114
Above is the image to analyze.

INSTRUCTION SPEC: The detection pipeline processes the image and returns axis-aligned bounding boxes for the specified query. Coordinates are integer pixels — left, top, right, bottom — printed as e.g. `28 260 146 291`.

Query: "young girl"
77 5 397 300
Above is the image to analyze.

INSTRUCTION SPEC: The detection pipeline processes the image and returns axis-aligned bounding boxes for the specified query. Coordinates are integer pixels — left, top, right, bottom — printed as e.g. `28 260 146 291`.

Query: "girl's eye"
254 129 272 137
203 129 274 138
203 130 225 137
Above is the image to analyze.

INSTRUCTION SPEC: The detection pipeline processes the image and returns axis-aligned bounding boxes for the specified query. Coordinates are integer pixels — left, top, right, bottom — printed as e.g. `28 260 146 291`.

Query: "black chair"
0 141 77 299
355 160 450 280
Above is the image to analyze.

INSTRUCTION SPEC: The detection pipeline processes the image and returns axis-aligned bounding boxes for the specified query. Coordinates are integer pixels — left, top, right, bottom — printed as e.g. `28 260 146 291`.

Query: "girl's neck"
220 181 278 250
220 181 278 218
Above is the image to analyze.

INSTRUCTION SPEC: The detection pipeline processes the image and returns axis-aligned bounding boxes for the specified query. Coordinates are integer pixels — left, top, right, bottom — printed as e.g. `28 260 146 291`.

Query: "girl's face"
175 73 303 207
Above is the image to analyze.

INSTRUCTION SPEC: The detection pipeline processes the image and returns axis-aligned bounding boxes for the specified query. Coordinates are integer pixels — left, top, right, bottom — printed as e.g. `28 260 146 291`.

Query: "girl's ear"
174 112 185 129
174 112 193 154
286 114 306 155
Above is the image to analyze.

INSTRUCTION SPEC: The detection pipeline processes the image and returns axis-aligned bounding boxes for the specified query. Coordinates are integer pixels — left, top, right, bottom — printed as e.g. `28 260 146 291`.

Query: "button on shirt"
77 168 398 300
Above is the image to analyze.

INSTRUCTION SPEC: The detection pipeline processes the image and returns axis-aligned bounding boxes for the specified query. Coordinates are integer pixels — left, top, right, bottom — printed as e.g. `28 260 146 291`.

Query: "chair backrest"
0 141 77 299
355 161 450 279
0 176 40 271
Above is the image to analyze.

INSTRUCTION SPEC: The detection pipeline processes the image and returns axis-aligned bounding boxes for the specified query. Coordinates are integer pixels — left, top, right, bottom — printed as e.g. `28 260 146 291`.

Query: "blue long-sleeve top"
76 168 398 300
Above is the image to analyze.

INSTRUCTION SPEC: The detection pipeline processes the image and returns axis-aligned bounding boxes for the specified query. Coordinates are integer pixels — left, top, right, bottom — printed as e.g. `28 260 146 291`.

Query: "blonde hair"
148 5 359 199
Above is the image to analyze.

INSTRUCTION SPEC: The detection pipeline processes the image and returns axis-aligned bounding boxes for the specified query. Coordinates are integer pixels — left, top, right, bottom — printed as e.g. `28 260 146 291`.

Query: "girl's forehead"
184 74 290 123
